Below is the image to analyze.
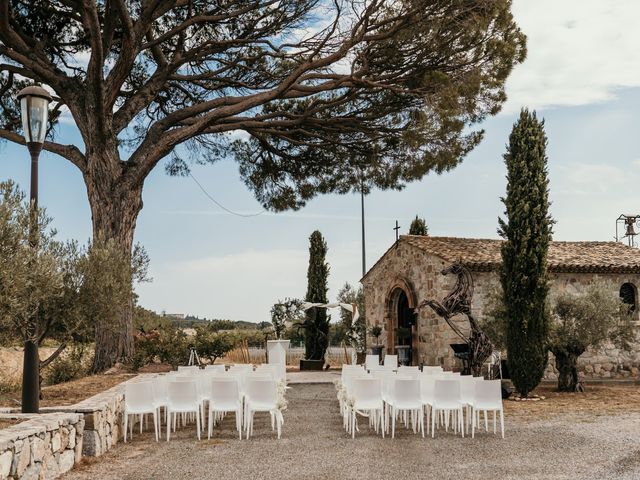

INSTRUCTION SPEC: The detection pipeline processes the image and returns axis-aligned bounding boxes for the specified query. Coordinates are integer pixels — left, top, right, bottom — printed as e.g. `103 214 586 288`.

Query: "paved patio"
60 383 640 480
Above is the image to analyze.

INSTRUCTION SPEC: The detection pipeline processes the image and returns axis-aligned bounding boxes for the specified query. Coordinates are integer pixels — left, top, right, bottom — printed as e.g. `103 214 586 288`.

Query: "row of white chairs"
124 365 286 442
340 365 504 439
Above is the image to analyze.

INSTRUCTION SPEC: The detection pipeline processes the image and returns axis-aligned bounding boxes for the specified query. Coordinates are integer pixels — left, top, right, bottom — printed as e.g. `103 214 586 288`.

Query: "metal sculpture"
416 262 494 376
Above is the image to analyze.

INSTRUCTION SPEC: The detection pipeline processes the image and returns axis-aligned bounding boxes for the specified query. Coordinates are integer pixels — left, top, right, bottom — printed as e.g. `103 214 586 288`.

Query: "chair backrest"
474 379 502 407
365 354 380 370
255 363 278 378
419 375 436 402
246 378 277 405
422 366 443 375
433 379 461 404
343 373 369 395
397 366 420 377
383 355 398 369
353 378 382 404
210 378 241 405
204 364 226 373
125 381 153 409
458 375 476 402
167 380 197 407
393 378 421 404
177 365 199 374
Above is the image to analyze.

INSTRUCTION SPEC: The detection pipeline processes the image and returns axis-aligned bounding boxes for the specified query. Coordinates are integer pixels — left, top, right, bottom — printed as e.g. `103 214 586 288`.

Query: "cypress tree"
304 231 330 361
409 216 428 236
498 109 553 397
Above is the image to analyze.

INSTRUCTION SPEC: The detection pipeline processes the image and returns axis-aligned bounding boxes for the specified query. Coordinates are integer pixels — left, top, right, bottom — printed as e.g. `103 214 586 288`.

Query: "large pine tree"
498 109 553 397
304 231 330 361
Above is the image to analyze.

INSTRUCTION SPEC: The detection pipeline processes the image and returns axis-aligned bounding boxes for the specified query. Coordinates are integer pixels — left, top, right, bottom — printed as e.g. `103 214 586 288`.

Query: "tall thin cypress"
304 231 330 361
498 109 553 397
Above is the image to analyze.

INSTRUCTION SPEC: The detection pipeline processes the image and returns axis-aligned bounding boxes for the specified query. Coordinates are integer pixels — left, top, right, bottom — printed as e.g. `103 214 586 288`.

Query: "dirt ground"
61 382 640 480
0 374 133 409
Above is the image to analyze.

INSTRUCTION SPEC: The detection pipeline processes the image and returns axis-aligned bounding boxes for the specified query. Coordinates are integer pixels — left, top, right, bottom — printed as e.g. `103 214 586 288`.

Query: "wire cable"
188 172 266 217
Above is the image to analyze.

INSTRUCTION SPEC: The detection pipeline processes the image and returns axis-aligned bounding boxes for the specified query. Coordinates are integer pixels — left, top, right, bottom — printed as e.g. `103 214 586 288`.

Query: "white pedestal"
267 340 290 381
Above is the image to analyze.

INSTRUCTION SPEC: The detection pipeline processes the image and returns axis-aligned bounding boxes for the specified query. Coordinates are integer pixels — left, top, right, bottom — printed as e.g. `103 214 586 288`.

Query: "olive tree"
0 0 526 370
550 282 633 392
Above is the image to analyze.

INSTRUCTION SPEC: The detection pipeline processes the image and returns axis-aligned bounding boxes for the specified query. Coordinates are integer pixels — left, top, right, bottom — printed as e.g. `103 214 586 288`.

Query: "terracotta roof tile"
375 235 640 275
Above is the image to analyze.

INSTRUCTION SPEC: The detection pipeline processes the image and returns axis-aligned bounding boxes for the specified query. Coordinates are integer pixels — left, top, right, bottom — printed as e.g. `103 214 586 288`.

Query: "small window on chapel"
619 283 636 312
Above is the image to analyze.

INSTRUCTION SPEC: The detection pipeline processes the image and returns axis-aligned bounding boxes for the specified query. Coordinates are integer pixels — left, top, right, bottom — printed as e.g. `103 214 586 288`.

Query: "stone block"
51 431 61 453
0 450 13 479
74 436 83 463
60 427 69 451
68 428 76 450
58 450 75 474
41 451 60 480
11 441 30 477
31 435 46 463
82 430 101 457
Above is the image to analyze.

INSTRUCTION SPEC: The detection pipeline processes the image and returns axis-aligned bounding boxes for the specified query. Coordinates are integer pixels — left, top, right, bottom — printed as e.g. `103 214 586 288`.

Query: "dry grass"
505 383 640 421
0 373 133 409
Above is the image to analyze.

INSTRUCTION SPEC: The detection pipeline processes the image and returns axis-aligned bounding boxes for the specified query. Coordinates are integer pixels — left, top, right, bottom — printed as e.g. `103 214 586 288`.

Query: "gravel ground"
63 384 640 480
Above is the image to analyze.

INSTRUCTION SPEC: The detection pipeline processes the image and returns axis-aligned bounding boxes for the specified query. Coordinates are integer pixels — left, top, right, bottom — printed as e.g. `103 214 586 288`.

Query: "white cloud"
503 0 640 113
558 163 625 195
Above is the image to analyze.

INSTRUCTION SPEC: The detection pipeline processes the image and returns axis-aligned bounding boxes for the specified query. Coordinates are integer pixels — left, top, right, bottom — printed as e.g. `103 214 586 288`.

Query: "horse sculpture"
416 262 494 376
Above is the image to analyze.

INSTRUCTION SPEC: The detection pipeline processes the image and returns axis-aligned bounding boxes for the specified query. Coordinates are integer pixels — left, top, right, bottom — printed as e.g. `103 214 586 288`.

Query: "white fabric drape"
301 302 360 366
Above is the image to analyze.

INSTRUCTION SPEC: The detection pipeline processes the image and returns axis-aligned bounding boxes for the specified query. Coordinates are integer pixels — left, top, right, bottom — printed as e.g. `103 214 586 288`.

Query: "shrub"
45 344 92 385
194 327 236 364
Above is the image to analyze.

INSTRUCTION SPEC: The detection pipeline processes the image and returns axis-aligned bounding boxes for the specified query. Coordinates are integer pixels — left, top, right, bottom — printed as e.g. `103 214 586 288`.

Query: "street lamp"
17 84 51 413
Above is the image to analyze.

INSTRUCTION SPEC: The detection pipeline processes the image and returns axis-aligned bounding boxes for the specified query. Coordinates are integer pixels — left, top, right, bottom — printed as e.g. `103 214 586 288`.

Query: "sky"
2 1 640 323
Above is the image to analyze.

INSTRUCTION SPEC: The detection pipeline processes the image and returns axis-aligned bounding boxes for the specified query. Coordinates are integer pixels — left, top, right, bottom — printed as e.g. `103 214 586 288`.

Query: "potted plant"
370 325 384 360
395 326 412 366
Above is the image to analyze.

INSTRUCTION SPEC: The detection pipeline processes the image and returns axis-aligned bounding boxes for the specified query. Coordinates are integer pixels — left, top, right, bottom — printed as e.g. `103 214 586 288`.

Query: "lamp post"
17 84 52 413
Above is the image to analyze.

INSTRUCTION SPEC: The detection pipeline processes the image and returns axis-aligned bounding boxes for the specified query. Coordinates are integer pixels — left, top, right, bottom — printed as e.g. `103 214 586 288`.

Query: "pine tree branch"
0 129 86 171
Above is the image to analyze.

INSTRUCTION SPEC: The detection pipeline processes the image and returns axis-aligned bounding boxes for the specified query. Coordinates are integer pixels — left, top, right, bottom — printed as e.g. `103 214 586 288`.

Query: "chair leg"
500 409 504 439
153 411 159 442
208 407 213 439
166 412 171 442
196 410 201 440
472 407 475 438
431 408 436 438
139 414 143 434
459 408 464 438
391 407 396 439
493 410 497 434
124 413 128 443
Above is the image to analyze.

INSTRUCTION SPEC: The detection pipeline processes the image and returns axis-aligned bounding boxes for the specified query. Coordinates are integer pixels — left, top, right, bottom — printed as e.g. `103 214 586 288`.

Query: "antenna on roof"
615 214 640 247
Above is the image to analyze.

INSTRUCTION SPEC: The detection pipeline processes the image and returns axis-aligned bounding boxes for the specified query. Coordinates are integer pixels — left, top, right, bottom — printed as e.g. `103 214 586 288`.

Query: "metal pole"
22 142 43 413
360 187 366 277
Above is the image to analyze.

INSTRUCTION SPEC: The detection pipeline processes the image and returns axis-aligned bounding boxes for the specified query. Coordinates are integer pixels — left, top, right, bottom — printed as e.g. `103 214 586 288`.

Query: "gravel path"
63 384 640 480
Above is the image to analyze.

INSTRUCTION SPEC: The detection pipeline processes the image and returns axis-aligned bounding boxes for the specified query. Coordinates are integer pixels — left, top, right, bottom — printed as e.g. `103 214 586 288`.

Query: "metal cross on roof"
394 220 401 246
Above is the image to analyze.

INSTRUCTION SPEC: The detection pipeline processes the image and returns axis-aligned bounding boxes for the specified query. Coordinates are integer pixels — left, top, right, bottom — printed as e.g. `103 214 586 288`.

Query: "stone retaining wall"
0 375 146 479
0 412 83 479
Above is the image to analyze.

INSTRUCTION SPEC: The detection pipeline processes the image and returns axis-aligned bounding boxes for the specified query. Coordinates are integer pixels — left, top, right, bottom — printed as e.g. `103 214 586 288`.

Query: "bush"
45 344 92 385
132 325 189 369
194 327 236 364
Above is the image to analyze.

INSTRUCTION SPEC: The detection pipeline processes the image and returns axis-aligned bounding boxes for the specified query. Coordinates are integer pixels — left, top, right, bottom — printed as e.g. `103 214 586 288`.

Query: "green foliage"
498 109 554 397
337 282 367 352
550 282 633 391
133 306 171 332
44 344 92 385
271 298 304 339
194 326 236 364
370 326 383 345
408 216 428 236
304 231 330 360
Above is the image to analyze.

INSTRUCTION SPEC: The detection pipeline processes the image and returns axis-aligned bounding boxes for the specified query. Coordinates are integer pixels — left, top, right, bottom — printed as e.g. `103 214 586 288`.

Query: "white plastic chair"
152 377 169 432
459 375 476 429
471 380 504 438
431 379 464 438
365 354 380 371
244 379 283 439
397 366 420 377
124 381 159 442
423 366 443 375
178 365 200 374
383 355 398 370
208 378 243 439
350 378 384 438
419 375 436 434
166 380 201 441
255 363 279 380
387 378 424 438
204 364 226 373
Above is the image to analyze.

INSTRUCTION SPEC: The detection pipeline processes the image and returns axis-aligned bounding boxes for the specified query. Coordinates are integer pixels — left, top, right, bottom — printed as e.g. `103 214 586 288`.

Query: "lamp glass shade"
20 96 49 144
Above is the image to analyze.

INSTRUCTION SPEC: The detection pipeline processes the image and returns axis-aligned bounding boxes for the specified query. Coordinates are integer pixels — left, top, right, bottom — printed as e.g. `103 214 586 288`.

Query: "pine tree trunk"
84 155 143 373
553 349 581 392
